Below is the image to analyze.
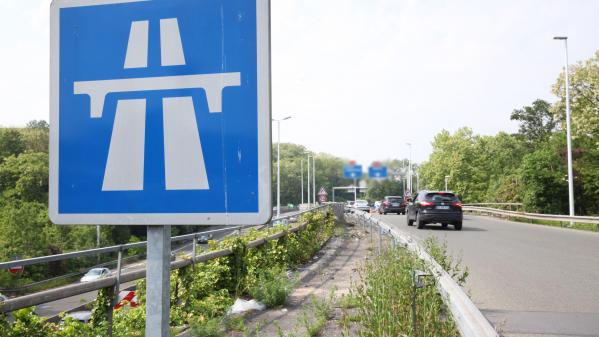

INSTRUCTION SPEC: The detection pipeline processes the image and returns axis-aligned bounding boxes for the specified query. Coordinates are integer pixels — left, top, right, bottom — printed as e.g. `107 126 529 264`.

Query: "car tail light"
452 202 462 207
420 201 434 207
383 201 390 206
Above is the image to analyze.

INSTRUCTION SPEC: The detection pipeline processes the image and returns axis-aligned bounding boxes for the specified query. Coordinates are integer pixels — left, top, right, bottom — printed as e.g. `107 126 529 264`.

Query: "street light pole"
300 159 304 205
406 143 412 194
312 156 316 204
273 116 291 218
307 154 311 205
554 36 575 218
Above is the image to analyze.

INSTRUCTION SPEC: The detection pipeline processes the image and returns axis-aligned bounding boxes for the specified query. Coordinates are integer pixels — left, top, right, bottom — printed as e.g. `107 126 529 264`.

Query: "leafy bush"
0 208 337 337
248 267 297 308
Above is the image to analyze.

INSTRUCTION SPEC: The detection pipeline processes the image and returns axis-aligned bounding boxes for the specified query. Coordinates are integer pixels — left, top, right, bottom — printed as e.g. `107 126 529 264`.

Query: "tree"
551 50 599 144
510 99 557 143
0 129 25 161
0 152 49 203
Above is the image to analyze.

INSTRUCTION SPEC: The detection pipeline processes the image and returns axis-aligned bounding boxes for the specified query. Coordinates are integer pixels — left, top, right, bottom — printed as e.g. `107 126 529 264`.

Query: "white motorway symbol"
73 18 241 191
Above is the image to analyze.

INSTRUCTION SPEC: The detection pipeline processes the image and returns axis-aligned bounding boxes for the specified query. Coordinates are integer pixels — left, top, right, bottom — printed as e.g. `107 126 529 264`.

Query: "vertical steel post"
301 160 304 205
377 224 382 255
307 155 311 205
192 237 197 266
146 225 171 337
312 156 316 205
108 247 123 336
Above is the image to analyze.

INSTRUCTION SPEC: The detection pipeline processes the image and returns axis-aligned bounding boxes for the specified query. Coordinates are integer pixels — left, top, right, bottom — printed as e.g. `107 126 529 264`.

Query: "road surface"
374 213 599 337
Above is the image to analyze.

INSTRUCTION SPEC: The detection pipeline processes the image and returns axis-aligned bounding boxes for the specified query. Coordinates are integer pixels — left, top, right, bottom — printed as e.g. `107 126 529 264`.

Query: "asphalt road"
373 213 599 337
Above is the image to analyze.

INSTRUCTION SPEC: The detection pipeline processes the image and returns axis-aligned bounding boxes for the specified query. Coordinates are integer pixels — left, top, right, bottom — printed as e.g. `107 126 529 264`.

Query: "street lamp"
554 36 575 218
300 159 304 205
306 154 312 205
444 175 450 192
272 116 291 218
406 142 412 194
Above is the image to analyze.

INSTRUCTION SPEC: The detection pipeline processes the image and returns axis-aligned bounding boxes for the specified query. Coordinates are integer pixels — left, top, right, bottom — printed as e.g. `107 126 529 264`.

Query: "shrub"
248 267 297 308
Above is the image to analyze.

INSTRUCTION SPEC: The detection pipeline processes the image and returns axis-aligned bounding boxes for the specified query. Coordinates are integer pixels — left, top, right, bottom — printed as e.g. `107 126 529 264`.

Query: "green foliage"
0 210 337 336
248 267 297 308
423 237 469 286
0 129 25 161
510 99 557 143
351 243 460 337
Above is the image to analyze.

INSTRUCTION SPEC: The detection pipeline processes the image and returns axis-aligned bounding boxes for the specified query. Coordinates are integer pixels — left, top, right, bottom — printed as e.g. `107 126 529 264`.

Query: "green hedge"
0 209 336 337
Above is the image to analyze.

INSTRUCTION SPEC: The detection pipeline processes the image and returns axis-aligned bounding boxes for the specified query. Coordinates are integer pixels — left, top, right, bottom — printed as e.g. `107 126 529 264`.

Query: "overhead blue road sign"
368 166 388 179
343 165 363 179
50 0 271 225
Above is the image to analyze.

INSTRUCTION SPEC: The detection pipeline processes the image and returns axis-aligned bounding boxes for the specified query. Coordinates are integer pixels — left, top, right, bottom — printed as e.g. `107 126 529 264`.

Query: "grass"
248 267 298 308
348 239 463 337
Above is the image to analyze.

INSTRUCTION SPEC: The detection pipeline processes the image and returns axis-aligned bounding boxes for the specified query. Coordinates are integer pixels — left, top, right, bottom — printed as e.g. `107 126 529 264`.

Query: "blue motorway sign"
50 0 271 225
368 166 388 179
343 165 363 179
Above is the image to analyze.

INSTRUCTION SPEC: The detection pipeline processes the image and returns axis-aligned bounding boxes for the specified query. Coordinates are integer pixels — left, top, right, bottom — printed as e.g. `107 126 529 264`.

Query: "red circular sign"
9 266 24 274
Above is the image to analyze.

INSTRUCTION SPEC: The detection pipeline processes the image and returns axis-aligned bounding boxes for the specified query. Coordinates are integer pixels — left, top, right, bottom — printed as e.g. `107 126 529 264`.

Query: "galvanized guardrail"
463 206 599 226
348 211 498 337
0 204 332 314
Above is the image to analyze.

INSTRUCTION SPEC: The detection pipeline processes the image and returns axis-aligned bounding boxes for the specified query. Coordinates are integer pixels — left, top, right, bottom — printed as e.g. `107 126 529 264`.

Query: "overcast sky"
1 0 598 166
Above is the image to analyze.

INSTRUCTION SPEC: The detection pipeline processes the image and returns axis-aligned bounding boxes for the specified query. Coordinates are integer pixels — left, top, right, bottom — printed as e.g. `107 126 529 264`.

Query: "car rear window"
425 193 458 202
387 197 402 203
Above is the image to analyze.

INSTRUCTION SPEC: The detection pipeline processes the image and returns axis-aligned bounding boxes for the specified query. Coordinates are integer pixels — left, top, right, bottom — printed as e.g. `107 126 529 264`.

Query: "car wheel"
441 223 448 228
454 221 462 231
416 212 425 229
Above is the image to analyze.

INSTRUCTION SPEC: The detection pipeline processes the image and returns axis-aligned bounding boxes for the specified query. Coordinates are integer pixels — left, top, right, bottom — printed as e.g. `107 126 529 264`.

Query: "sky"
1 0 599 166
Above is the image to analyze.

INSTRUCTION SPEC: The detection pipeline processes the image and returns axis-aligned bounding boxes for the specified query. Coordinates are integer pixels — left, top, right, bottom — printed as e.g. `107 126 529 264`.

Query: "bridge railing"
348 211 499 337
463 205 599 226
0 204 334 313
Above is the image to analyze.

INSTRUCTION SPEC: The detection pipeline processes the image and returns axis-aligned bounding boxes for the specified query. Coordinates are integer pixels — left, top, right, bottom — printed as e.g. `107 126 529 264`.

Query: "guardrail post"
107 246 123 336
377 223 382 255
192 236 197 267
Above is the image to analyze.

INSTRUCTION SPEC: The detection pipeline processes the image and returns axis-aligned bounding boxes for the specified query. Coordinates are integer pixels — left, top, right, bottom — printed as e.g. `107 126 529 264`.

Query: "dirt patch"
231 225 372 337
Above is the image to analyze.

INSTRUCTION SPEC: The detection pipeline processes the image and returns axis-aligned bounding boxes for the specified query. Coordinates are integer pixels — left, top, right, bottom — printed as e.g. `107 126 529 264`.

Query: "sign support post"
146 225 171 337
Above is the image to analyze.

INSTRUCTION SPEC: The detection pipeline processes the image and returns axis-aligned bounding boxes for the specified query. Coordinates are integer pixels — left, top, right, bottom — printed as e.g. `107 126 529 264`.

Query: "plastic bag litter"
228 298 266 314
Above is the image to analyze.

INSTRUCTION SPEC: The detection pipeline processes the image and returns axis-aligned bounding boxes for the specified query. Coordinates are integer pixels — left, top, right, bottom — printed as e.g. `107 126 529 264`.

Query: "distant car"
344 201 355 213
196 234 212 244
80 267 110 283
352 199 371 213
406 191 463 230
379 196 406 215
60 311 92 324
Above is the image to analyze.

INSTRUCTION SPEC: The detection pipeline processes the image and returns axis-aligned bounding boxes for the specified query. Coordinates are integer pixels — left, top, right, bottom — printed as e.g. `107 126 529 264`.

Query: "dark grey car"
406 191 463 230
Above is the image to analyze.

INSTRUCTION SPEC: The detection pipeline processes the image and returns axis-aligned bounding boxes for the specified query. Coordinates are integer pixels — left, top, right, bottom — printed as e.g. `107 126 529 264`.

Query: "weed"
248 267 298 308
350 242 462 337
190 317 225 337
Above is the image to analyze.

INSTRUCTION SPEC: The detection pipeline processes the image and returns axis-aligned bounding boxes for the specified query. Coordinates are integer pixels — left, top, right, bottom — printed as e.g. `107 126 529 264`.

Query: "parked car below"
80 267 110 283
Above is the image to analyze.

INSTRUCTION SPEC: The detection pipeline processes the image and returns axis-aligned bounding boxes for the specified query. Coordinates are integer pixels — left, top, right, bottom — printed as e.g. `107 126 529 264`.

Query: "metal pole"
353 178 357 202
301 159 304 205
407 143 412 194
108 247 123 336
445 176 449 192
276 120 281 218
312 155 316 205
146 225 171 337
554 37 575 220
416 172 419 192
97 225 100 247
307 155 311 205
